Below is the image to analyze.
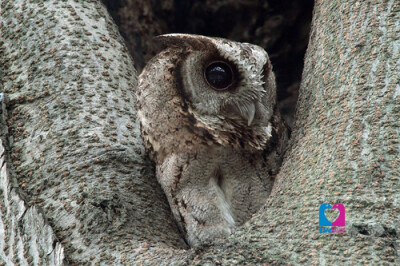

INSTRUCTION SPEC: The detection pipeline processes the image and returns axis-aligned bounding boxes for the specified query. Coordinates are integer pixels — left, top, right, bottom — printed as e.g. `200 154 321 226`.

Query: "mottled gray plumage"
137 34 288 247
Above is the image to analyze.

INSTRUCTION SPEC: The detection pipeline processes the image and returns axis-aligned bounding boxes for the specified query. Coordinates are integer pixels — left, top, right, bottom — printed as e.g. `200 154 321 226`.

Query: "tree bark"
0 1 187 264
1 0 399 265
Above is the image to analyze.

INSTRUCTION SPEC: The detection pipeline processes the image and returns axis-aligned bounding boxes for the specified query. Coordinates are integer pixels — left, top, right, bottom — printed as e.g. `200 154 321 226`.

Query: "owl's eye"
204 61 234 91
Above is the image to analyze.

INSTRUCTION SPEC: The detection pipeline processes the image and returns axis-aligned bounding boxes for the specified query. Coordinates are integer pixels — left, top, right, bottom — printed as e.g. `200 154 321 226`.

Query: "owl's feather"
137 34 288 247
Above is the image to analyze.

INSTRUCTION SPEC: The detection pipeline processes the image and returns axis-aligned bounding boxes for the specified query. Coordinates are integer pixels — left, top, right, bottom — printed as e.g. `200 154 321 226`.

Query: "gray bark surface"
1 0 399 265
0 1 187 264
0 95 64 265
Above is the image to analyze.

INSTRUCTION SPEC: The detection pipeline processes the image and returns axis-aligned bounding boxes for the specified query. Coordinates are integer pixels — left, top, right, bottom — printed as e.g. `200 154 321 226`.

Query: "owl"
136 34 288 247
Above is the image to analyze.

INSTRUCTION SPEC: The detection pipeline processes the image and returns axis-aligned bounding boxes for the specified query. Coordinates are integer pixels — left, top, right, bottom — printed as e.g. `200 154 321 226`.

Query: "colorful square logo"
319 203 345 233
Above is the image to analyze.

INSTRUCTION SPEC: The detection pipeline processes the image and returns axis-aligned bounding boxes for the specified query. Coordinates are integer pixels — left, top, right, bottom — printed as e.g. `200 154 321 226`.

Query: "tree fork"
0 0 399 264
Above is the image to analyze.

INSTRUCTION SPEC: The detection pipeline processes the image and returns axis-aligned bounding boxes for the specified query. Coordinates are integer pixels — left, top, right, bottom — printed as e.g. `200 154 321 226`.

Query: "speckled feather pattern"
137 34 288 247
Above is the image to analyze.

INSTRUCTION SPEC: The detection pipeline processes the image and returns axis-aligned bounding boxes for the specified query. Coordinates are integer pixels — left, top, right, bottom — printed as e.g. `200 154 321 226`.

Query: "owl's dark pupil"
204 62 233 90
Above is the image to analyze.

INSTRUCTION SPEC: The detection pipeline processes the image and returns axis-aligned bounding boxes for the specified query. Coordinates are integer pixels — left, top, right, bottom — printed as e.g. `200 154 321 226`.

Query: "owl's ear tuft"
154 34 215 51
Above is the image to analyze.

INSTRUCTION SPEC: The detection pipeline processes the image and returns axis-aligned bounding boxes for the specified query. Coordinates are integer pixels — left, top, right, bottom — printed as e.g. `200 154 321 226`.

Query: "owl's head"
158 34 276 126
138 34 277 153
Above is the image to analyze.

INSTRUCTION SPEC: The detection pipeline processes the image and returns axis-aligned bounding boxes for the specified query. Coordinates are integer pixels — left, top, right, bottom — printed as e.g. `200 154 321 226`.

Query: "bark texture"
0 96 64 265
0 1 187 264
1 0 399 265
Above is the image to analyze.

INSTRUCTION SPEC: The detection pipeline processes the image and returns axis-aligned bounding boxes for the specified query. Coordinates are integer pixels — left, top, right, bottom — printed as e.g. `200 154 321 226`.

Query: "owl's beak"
223 101 256 126
233 102 256 126
244 103 256 126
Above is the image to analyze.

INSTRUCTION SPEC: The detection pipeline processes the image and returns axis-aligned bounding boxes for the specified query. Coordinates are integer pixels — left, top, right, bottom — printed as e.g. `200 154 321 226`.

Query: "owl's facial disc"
202 60 256 126
172 34 274 128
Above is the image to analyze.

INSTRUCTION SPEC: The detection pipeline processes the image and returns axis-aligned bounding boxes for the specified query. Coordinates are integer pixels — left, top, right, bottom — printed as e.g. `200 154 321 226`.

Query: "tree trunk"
0 1 186 264
1 0 399 265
